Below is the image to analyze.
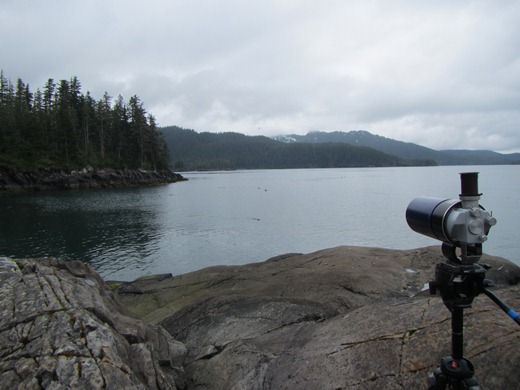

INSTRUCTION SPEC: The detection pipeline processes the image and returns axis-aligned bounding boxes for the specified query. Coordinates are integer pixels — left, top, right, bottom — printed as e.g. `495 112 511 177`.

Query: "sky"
1 0 520 153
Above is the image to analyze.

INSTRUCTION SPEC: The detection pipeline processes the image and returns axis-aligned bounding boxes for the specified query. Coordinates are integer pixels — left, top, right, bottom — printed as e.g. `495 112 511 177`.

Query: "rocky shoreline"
2 246 520 389
0 166 186 193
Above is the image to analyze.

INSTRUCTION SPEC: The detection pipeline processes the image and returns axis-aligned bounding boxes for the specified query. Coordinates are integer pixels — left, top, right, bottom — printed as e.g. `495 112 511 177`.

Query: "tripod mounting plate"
429 260 487 310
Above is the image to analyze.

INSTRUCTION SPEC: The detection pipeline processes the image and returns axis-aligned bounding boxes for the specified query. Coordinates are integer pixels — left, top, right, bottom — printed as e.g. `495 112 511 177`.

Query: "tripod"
427 243 520 389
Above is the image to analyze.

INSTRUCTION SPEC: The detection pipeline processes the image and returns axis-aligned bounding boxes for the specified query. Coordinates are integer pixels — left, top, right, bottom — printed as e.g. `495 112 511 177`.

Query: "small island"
0 72 185 193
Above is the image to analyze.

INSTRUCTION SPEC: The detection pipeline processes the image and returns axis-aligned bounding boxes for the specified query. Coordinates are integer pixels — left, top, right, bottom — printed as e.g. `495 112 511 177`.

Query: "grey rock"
118 246 520 389
0 257 187 389
3 245 519 389
0 167 186 193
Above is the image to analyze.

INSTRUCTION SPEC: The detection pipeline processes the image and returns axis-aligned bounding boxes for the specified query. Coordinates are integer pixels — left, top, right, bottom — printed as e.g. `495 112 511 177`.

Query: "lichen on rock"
0 257 187 389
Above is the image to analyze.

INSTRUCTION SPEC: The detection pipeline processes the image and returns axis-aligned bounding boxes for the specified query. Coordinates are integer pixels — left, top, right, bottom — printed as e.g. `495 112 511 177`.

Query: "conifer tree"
0 71 171 171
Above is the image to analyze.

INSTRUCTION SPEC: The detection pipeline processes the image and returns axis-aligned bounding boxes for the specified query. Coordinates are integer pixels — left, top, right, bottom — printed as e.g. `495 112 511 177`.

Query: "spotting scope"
406 172 497 263
406 172 520 389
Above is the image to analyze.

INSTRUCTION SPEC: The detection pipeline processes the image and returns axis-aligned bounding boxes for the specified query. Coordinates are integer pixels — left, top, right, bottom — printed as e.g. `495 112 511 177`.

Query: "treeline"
276 130 520 165
0 71 170 171
161 126 436 171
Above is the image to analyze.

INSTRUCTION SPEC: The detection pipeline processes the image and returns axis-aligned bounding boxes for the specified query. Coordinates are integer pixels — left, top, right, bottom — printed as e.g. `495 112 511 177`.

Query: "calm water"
1 166 518 281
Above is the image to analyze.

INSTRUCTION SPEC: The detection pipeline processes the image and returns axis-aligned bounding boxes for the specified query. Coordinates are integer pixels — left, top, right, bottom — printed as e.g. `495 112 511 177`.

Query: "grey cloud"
1 0 519 152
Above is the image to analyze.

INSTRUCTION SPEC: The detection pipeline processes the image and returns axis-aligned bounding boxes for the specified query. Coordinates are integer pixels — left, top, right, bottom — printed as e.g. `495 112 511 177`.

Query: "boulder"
118 246 520 389
0 257 187 389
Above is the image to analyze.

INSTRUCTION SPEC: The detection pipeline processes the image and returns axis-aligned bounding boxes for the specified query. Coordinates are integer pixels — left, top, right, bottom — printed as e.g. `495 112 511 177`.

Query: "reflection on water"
0 187 163 278
1 166 519 281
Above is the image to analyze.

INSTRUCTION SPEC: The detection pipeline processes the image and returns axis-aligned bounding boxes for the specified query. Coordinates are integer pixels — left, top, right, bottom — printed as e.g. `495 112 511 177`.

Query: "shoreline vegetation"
1 72 172 176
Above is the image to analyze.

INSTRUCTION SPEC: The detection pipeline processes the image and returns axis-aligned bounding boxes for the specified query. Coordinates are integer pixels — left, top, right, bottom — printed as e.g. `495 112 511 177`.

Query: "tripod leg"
452 307 464 360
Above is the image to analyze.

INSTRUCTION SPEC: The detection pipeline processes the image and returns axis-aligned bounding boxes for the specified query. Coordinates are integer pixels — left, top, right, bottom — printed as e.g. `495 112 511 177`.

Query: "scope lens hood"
406 197 461 244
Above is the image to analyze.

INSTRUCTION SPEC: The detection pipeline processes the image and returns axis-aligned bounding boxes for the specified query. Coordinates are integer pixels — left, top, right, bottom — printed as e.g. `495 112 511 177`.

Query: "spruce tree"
0 72 171 172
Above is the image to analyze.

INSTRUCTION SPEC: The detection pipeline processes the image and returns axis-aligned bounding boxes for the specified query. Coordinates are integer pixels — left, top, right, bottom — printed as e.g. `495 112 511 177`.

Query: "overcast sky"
2 0 519 152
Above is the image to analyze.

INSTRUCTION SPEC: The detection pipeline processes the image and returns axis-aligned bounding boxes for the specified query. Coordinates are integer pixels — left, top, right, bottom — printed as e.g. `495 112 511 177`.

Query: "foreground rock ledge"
0 257 187 389
2 246 520 389
117 246 520 389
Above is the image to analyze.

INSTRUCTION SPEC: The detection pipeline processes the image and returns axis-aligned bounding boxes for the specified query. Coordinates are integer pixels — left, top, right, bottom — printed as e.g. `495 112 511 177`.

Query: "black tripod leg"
428 306 480 389
452 307 464 360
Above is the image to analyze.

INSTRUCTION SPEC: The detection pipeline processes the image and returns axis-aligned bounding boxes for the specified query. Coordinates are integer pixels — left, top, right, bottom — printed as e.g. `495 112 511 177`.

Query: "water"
1 166 518 281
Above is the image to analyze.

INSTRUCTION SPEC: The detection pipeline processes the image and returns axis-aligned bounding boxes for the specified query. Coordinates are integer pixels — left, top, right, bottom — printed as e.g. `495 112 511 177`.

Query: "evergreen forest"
162 126 435 171
0 71 170 172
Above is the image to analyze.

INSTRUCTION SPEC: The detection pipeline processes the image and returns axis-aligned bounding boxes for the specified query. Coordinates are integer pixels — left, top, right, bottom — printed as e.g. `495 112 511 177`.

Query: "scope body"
406 197 495 247
406 172 497 263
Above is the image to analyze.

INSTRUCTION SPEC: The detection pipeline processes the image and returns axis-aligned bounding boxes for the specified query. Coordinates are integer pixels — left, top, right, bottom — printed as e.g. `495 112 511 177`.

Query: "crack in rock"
1 258 187 389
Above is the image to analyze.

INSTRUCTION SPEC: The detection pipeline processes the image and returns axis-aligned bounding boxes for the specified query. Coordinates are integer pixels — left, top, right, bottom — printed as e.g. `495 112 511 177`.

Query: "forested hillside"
275 130 446 162
439 149 520 165
161 126 435 171
274 130 520 165
0 71 170 171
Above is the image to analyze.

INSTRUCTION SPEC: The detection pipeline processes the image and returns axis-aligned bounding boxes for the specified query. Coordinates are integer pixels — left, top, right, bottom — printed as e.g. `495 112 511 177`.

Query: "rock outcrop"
117 246 520 389
0 257 187 389
2 246 519 389
0 166 186 193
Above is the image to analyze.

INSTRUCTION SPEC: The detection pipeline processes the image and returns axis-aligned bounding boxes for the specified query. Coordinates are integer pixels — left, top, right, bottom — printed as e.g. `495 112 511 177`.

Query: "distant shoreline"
0 166 187 194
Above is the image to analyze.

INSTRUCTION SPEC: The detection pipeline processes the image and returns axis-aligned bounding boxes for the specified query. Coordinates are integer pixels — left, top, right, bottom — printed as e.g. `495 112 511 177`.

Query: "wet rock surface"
0 167 186 193
0 257 186 389
118 246 520 389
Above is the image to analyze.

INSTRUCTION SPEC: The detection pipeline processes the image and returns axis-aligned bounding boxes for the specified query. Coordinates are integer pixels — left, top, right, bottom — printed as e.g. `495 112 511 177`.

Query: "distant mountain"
160 127 435 171
439 149 520 165
274 131 520 165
